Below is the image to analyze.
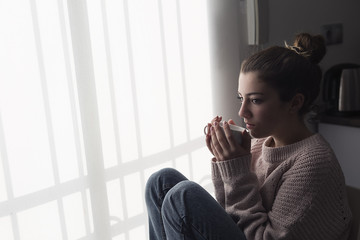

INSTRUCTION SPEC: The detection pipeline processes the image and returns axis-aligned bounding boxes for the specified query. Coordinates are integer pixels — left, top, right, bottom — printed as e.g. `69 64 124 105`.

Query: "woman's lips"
245 123 255 129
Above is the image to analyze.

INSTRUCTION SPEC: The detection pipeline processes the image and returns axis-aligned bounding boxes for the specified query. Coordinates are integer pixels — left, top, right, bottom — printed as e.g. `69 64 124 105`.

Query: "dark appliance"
323 63 360 116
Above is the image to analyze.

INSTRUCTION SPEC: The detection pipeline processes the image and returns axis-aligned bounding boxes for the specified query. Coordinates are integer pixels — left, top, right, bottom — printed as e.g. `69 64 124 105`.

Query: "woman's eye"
237 96 244 102
251 99 263 104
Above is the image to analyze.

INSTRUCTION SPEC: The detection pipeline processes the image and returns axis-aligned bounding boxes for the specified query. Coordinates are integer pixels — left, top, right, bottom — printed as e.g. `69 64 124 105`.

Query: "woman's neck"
270 122 313 148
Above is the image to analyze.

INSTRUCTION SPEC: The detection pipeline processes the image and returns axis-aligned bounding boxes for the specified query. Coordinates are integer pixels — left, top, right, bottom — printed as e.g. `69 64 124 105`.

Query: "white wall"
207 0 246 123
319 123 360 189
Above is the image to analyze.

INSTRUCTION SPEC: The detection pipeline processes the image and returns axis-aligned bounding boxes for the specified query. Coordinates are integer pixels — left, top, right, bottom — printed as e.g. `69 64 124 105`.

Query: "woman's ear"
289 93 305 113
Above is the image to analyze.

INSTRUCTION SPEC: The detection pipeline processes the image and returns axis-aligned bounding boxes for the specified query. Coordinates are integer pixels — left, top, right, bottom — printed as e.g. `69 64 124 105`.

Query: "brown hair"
241 33 326 115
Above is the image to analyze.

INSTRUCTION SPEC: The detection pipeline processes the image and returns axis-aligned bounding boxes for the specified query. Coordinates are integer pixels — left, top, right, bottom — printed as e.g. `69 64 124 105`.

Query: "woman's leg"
162 180 246 240
145 168 246 240
145 168 188 240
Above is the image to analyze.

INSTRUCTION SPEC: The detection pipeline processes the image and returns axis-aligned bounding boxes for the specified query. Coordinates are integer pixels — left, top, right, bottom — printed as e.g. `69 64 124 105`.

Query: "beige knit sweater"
212 133 352 240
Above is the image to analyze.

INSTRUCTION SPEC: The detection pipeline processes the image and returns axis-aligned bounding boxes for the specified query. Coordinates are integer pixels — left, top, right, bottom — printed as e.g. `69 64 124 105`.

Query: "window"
0 0 214 239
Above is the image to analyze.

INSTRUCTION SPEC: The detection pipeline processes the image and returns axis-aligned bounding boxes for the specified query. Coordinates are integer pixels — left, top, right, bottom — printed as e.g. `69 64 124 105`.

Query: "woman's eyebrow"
247 92 264 96
238 91 265 96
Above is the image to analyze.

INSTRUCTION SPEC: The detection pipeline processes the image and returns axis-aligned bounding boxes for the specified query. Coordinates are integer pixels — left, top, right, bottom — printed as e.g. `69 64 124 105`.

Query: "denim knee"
145 168 180 193
145 168 186 206
162 181 198 213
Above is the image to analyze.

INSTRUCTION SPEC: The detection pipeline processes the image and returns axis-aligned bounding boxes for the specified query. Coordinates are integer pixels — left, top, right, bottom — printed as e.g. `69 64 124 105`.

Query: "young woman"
145 33 352 240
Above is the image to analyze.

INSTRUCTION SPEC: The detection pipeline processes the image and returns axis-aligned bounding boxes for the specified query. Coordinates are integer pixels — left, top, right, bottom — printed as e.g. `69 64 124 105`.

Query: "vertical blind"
0 0 215 239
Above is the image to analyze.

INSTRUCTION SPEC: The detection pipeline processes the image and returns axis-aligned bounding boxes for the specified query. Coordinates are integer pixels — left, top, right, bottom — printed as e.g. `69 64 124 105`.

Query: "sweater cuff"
211 157 222 179
214 154 252 179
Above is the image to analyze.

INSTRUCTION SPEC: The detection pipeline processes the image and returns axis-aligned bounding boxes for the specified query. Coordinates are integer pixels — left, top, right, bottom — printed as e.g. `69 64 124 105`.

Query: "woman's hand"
205 116 222 157
205 117 251 161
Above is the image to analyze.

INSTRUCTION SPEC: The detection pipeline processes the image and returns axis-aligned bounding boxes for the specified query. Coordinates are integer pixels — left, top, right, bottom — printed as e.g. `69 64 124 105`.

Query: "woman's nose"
238 102 251 119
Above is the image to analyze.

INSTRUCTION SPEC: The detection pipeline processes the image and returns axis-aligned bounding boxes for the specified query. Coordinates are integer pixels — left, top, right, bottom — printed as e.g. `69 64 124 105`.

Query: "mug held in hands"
218 122 245 145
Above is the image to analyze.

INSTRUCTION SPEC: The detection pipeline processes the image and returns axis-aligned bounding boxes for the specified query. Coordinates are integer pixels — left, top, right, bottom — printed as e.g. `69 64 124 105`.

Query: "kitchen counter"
319 114 360 128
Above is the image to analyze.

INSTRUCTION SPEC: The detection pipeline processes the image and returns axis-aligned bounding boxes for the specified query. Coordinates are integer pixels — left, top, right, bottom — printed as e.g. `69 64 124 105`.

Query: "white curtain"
0 0 243 239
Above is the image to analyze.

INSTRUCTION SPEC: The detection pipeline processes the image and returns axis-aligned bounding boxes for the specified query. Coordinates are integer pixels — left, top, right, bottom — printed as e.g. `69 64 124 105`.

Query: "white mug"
204 122 245 145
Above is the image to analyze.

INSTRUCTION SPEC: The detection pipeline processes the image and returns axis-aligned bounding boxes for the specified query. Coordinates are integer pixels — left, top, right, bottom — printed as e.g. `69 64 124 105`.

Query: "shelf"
319 114 360 128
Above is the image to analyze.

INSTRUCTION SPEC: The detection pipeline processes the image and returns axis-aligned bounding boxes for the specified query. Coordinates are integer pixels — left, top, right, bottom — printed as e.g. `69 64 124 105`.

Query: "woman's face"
237 71 291 139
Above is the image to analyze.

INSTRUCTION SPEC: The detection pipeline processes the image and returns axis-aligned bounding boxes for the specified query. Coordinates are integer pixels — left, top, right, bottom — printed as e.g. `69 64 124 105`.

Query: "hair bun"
292 33 326 64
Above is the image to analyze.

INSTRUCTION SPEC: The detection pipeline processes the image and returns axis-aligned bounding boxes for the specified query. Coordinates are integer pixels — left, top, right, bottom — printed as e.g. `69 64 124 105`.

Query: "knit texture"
211 133 352 240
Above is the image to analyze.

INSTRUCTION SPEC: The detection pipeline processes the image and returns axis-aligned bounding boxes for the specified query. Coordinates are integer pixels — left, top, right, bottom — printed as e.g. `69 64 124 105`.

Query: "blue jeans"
145 168 246 240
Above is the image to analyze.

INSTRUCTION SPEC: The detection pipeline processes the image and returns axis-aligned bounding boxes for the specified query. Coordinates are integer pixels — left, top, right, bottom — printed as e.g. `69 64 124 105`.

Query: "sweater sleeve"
212 150 352 240
211 158 225 208
213 156 270 239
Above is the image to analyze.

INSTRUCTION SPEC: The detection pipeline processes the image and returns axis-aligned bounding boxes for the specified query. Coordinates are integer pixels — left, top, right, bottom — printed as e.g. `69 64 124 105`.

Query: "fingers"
215 122 231 150
210 138 220 160
223 121 237 149
205 116 250 161
205 123 214 155
228 119 236 125
211 116 222 125
205 116 223 157
205 124 220 159
211 122 234 161
210 124 223 160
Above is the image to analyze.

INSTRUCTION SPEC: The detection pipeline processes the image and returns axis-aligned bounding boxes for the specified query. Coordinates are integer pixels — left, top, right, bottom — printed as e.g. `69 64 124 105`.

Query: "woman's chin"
248 130 267 139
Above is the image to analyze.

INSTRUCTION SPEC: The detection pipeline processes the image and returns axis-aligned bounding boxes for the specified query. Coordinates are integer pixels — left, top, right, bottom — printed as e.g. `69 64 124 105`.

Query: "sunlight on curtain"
0 0 213 239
